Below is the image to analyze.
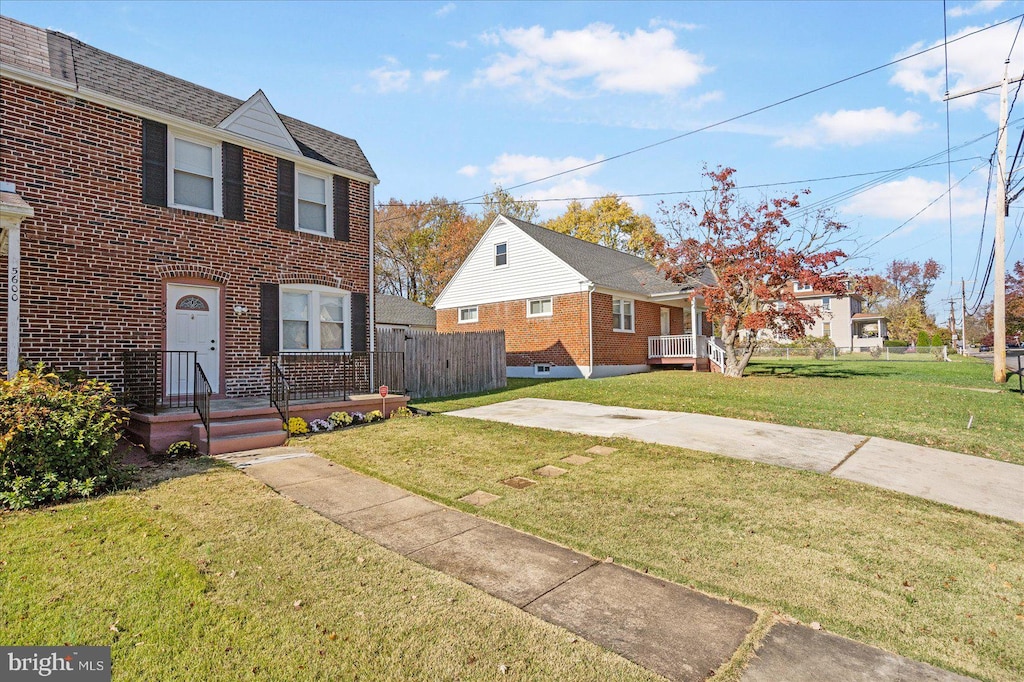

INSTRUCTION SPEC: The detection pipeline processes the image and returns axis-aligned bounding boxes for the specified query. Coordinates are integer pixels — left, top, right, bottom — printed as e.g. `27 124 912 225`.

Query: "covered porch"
646 294 722 371
851 313 888 350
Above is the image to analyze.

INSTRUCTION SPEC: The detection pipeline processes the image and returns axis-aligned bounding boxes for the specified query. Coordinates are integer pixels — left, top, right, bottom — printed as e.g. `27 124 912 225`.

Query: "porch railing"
270 359 290 425
648 335 696 359
194 362 212 454
269 351 406 406
707 338 726 370
122 350 198 414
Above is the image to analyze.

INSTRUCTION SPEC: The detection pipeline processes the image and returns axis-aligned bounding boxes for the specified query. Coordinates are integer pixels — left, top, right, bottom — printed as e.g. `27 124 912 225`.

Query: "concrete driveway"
448 398 1024 523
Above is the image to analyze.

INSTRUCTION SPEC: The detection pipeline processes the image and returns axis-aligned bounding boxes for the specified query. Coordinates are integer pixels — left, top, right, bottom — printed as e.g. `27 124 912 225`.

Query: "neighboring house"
763 282 888 351
374 294 436 333
0 16 406 453
435 215 718 378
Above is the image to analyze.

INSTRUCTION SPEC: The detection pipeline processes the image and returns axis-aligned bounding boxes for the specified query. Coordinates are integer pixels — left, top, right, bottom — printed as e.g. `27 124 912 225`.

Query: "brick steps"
192 416 287 456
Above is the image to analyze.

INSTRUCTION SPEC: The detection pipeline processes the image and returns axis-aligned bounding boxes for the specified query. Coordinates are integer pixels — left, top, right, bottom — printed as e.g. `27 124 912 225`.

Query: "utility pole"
961 278 968 353
945 61 1020 382
948 299 957 351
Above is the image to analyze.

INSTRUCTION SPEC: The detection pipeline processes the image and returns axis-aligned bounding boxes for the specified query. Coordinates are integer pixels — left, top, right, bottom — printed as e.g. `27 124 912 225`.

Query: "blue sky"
5 0 1024 319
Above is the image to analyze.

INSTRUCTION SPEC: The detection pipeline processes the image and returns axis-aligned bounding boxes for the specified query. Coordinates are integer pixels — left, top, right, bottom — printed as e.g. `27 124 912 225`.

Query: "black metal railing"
122 350 198 414
194 362 213 454
269 352 405 405
270 360 290 426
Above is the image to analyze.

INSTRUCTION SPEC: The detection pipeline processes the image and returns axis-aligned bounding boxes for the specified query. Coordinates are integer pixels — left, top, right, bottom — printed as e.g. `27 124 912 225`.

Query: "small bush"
328 411 353 429
349 412 366 425
883 339 909 347
869 346 883 360
916 331 931 352
792 336 835 359
365 410 385 423
308 418 332 433
286 417 308 436
0 365 128 510
931 332 945 347
389 406 413 419
165 440 198 459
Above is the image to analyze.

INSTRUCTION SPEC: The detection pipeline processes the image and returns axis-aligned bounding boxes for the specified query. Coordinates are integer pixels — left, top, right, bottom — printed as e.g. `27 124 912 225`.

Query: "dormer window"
795 282 813 292
495 242 508 267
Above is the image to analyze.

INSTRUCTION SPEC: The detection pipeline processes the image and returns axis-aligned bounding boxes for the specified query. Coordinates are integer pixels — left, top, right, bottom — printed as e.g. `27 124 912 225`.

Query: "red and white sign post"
379 385 388 415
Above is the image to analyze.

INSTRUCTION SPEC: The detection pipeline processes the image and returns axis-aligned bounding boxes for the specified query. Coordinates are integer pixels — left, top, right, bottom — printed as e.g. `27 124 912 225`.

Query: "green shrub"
792 336 835 359
365 410 385 423
0 365 128 510
328 411 353 429
389 406 413 419
286 417 308 436
883 339 909 347
931 332 944 347
916 331 931 352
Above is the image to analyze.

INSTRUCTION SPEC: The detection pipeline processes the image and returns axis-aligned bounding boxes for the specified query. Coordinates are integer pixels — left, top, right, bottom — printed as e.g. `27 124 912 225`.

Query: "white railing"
648 335 695 358
707 338 725 370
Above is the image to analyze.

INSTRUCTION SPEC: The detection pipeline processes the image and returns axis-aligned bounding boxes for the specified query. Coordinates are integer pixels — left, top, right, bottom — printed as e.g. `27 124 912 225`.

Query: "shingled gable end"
0 15 407 454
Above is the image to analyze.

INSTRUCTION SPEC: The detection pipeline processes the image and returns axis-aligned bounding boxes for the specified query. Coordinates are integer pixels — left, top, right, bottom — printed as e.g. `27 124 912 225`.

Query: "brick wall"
0 77 371 396
437 292 688 369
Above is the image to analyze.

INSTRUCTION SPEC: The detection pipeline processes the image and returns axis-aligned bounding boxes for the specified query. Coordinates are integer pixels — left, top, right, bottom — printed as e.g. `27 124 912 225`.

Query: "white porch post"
690 297 698 357
1 184 34 378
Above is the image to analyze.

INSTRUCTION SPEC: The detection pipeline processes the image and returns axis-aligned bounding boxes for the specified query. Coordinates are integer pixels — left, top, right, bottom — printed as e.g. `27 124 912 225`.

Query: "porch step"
191 416 287 456
695 358 711 372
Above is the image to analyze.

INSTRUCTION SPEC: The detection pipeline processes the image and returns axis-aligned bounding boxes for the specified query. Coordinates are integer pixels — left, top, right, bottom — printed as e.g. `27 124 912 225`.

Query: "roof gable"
217 90 300 153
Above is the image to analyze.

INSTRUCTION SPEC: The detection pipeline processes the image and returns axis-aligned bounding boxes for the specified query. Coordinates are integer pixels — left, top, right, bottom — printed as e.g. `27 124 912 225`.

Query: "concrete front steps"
191 416 287 456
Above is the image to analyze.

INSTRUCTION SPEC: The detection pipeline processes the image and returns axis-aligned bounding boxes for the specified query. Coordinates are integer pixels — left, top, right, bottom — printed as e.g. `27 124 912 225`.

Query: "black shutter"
222 143 245 221
141 119 167 206
260 283 280 355
351 292 367 352
276 159 295 230
333 175 350 241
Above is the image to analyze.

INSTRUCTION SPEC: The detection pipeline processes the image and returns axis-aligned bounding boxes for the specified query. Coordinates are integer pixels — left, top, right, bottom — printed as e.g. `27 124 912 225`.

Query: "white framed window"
168 131 221 215
612 298 634 332
534 363 552 376
281 286 350 352
823 322 832 338
821 296 831 311
527 297 553 317
795 282 813 292
494 242 508 267
458 306 479 324
296 170 332 235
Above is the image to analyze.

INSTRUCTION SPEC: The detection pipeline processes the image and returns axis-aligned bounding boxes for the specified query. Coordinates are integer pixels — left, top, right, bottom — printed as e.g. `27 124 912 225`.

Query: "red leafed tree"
657 166 850 378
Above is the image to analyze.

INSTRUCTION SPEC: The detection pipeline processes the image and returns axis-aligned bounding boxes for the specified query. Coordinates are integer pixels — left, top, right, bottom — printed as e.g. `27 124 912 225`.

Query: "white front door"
660 308 671 336
166 284 220 395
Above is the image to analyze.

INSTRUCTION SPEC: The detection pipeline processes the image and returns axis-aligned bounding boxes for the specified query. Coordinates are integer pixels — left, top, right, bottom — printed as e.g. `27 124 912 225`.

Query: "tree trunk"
721 323 754 378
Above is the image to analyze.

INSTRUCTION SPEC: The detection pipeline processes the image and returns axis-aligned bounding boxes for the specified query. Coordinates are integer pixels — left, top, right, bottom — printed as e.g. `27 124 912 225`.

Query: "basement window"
534 363 552 376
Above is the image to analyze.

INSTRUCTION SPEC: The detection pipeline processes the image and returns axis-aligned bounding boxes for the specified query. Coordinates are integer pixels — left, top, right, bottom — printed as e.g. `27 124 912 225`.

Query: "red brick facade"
0 77 372 396
437 292 688 370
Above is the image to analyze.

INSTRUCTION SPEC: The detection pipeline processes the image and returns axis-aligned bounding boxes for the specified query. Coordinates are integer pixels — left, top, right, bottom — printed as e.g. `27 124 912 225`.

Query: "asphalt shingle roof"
374 294 436 328
502 216 700 298
0 16 376 180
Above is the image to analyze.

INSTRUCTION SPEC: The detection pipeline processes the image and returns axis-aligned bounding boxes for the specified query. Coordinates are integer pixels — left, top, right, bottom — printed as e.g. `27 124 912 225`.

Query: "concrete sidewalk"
448 398 1024 523
220 447 975 682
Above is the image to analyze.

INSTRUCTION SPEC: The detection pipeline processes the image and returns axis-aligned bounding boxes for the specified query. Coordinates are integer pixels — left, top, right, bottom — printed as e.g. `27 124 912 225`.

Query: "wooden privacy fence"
377 329 506 399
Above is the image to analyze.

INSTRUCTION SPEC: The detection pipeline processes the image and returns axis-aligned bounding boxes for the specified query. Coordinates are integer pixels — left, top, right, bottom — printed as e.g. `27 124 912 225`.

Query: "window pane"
298 200 327 233
320 322 344 349
297 173 326 203
320 296 344 323
173 171 214 210
495 243 507 266
282 293 309 320
283 320 309 349
174 138 213 175
460 307 477 322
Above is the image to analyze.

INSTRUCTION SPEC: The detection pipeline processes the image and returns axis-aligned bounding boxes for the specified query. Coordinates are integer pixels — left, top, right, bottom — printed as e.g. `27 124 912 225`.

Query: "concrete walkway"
219 447 975 682
448 398 1024 523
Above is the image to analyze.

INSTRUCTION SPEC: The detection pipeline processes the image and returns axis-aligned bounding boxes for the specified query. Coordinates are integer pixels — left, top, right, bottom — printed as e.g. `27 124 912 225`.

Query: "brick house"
0 16 406 453
435 215 720 378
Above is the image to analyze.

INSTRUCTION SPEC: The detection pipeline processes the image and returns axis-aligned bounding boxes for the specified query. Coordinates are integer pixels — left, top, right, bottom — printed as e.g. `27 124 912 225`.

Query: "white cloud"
478 31 501 47
436 2 456 17
423 69 450 83
474 23 711 96
457 165 480 177
369 66 412 93
448 40 469 49
649 17 701 31
890 21 1024 113
779 107 925 147
843 176 987 230
947 0 1005 18
46 26 79 38
481 153 621 218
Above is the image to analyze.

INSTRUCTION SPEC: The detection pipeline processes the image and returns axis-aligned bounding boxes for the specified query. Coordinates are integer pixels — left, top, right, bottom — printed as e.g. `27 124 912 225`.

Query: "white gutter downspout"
586 282 595 379
0 182 34 378
368 182 376 389
690 295 698 360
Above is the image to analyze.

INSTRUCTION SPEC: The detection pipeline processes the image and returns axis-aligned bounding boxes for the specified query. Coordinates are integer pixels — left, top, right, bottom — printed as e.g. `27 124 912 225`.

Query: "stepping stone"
586 445 618 456
741 622 975 681
459 490 501 507
561 454 593 466
527 563 756 682
501 476 537 489
535 465 568 478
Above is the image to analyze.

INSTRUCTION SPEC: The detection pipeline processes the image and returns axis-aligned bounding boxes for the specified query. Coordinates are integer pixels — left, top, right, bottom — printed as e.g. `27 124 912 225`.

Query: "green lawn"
413 356 1024 465
309 417 1024 682
0 462 660 681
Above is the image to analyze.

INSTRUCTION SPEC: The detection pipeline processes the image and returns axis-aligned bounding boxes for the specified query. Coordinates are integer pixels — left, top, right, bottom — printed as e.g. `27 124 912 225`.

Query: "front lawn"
310 417 1024 682
0 462 659 681
413 356 1024 465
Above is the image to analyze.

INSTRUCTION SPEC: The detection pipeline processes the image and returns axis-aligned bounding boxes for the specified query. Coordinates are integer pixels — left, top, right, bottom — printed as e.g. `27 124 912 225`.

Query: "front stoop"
191 416 287 456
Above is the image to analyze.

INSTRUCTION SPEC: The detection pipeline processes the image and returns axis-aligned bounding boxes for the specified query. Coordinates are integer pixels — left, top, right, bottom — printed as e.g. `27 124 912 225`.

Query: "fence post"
786 348 790 359
833 348 836 360
886 348 889 361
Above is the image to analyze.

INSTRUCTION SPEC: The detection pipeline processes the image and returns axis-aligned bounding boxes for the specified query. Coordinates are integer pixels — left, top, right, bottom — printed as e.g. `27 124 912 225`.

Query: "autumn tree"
865 258 944 342
1006 259 1024 338
478 185 539 225
546 194 661 261
656 166 849 378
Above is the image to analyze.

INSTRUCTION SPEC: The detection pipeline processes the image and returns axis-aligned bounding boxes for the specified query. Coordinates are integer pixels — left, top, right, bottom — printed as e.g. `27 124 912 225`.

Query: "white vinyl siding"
169 132 221 215
527 297 553 317
297 171 330 235
458 307 479 323
434 216 588 310
612 298 634 332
